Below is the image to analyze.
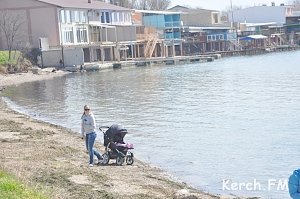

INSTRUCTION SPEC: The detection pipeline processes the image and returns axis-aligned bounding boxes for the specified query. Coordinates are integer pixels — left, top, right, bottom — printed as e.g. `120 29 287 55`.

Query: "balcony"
165 21 181 28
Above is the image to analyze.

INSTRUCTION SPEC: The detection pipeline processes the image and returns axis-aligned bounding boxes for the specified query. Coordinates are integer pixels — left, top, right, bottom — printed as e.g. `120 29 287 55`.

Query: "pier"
76 45 300 72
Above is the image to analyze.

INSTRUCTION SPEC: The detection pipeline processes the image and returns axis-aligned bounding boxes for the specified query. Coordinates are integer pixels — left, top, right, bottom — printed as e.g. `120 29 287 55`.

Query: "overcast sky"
170 0 291 11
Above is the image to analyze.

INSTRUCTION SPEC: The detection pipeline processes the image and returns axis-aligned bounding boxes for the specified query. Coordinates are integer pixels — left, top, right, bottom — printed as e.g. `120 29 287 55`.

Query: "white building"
229 5 293 25
0 0 134 66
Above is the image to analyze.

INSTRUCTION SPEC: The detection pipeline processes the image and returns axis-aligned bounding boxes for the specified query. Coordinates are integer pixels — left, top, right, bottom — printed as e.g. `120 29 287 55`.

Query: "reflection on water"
3 51 300 198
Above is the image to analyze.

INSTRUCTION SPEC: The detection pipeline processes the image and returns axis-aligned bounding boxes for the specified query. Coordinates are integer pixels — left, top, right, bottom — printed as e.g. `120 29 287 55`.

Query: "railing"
238 30 269 37
164 21 181 28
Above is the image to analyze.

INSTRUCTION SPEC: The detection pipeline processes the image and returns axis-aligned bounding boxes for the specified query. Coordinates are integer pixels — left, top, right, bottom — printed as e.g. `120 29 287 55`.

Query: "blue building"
137 10 182 42
134 10 183 57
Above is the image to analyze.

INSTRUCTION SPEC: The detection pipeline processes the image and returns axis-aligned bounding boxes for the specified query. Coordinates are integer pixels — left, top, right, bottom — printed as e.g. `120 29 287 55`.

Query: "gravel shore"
0 70 219 199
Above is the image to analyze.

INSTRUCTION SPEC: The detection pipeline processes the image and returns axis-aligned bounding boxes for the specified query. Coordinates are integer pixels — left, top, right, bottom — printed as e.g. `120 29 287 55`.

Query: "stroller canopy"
104 124 128 146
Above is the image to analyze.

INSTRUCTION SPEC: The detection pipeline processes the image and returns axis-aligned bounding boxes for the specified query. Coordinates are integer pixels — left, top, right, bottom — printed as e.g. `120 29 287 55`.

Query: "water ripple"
3 51 300 198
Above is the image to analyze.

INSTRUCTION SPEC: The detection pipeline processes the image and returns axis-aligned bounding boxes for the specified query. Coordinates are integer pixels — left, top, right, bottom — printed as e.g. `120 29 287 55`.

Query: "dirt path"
0 71 220 199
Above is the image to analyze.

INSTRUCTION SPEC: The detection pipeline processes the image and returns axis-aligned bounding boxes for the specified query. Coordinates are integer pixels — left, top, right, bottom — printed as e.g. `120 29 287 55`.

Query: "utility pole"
230 0 234 25
230 0 239 49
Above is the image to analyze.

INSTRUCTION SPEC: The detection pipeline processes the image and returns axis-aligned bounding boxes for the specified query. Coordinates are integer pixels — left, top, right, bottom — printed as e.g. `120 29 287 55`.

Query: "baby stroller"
99 124 134 166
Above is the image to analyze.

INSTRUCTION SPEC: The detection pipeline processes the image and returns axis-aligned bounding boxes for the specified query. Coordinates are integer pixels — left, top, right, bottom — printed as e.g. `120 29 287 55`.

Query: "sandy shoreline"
0 71 223 199
0 68 68 88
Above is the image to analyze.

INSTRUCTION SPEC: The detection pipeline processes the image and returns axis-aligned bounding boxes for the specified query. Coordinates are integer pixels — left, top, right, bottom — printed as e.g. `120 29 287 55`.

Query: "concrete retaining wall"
42 48 84 67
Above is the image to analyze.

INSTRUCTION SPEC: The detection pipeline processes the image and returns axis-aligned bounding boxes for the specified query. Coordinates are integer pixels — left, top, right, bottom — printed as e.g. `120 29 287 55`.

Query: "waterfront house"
228 3 293 25
238 22 286 47
169 5 234 53
133 10 182 58
0 0 134 67
285 13 300 45
228 4 294 48
169 5 221 27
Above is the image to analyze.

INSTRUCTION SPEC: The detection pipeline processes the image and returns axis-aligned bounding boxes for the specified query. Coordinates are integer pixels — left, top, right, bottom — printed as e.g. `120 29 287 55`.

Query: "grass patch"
0 51 20 65
0 50 31 74
0 170 47 199
34 169 113 199
0 51 9 64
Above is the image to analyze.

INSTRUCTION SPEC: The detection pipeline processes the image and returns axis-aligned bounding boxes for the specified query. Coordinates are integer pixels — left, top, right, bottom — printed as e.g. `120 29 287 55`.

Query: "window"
76 27 88 43
126 13 131 23
208 35 216 41
124 13 127 22
116 13 120 22
111 12 115 22
101 12 105 23
119 12 123 22
105 12 110 23
60 10 65 23
74 11 79 23
62 27 74 43
113 12 119 23
101 11 111 23
80 11 87 23
91 27 101 42
65 10 71 23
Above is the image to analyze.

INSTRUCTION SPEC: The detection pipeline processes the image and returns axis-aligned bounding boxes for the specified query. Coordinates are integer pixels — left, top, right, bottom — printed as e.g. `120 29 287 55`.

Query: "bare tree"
106 0 171 10
117 0 133 8
139 0 148 10
0 11 24 61
147 0 170 10
130 0 140 9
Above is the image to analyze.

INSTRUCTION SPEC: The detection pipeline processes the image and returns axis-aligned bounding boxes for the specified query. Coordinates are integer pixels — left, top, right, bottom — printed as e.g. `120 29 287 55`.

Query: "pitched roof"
240 34 268 40
169 5 218 12
37 0 131 11
168 5 190 11
135 10 182 15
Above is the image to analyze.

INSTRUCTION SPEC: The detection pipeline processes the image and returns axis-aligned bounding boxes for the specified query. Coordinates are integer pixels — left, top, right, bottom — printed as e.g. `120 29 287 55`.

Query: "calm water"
3 51 300 198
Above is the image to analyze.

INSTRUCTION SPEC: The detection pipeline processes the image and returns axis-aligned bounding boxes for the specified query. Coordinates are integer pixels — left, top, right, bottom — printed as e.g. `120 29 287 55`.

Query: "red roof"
37 0 131 11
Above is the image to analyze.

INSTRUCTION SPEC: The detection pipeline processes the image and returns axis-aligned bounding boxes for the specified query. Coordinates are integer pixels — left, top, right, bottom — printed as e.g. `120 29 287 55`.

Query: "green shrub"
0 51 32 73
0 51 9 65
0 51 21 65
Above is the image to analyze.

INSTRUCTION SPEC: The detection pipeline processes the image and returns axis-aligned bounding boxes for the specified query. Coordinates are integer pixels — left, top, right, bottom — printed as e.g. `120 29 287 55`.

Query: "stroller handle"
99 126 109 133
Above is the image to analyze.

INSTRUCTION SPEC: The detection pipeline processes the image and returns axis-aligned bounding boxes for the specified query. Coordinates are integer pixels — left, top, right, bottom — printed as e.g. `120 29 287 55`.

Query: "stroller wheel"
116 155 125 166
126 155 134 165
101 153 110 165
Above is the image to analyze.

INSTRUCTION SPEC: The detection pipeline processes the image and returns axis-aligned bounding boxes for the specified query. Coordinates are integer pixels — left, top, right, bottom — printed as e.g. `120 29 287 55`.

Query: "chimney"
88 0 91 3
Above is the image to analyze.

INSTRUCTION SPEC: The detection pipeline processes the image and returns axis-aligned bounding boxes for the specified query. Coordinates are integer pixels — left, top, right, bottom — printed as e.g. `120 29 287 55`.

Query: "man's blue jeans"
86 132 101 164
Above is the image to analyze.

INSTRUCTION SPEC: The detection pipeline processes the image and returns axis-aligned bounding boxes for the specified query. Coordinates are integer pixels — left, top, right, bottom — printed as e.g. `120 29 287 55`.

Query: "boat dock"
79 54 220 72
68 45 299 72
